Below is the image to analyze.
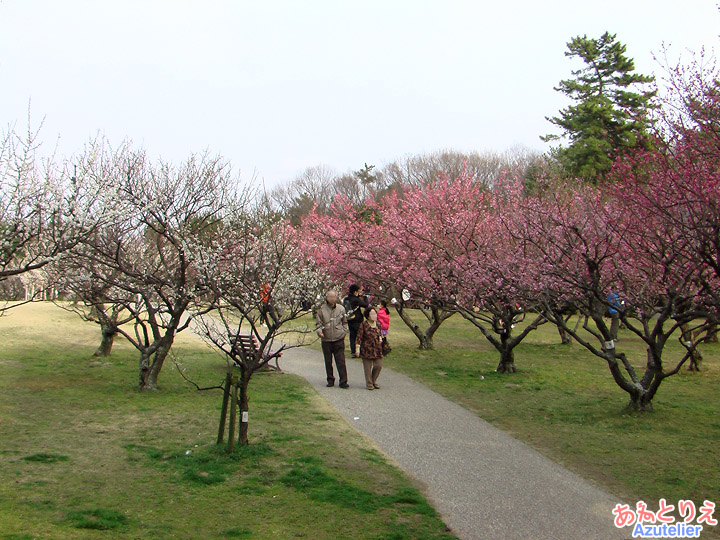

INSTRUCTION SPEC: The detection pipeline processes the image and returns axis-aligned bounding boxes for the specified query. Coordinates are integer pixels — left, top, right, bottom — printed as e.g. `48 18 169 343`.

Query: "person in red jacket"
377 300 390 338
260 283 280 327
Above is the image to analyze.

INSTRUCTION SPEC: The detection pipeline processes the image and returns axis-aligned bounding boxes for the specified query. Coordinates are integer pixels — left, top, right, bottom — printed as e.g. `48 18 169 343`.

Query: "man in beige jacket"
316 289 349 388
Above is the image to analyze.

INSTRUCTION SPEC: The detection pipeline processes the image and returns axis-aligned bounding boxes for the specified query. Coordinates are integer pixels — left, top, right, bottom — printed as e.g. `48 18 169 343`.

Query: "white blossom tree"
194 200 328 446
50 255 135 357
75 148 232 389
0 126 112 312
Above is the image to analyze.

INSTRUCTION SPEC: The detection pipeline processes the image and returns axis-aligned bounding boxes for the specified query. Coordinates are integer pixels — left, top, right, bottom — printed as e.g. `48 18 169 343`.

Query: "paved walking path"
280 346 628 540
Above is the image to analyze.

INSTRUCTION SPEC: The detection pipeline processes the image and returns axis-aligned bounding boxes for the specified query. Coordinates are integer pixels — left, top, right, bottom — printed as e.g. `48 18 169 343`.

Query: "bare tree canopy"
380 147 542 189
266 147 543 225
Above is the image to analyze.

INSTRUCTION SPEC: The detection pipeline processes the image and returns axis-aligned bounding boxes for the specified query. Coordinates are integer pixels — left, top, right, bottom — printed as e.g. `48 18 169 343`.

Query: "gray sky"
1 0 718 187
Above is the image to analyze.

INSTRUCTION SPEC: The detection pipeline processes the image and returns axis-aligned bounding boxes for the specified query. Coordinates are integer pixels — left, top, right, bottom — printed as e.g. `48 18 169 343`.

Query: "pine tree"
543 32 656 183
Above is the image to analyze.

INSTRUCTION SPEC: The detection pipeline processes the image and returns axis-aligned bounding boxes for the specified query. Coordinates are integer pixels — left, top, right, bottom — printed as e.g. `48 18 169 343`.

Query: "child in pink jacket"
377 300 391 337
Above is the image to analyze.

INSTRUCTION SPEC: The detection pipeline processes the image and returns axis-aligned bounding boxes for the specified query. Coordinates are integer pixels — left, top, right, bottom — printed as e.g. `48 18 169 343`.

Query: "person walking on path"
357 307 384 390
377 300 390 338
316 290 349 388
343 284 368 358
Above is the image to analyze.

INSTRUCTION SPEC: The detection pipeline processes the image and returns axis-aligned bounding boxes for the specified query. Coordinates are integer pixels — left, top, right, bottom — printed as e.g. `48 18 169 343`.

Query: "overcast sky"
1 1 718 188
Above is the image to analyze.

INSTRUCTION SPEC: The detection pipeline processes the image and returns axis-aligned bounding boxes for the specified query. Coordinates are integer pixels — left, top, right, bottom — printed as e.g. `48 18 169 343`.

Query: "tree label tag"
241 411 248 423
605 340 615 349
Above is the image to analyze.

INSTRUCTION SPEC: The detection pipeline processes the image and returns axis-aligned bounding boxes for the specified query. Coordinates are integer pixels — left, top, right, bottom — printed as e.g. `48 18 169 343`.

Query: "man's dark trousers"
348 323 361 356
322 339 348 386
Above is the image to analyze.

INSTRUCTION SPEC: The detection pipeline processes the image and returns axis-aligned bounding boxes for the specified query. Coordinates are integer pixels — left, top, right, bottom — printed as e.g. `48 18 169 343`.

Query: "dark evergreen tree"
543 32 656 182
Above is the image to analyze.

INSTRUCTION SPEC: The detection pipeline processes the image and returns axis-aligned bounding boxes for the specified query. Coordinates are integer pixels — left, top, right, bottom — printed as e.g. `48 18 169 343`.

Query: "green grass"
279 456 436 516
0 302 455 539
298 309 719 527
21 453 70 463
65 508 129 530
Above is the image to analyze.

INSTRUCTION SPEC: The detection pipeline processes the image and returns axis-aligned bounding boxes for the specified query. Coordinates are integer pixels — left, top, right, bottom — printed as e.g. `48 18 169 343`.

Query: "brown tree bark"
139 341 173 391
680 323 703 371
238 370 250 446
393 305 452 350
138 350 151 388
94 325 117 357
496 347 517 373
627 392 654 412
557 325 571 345
704 321 718 343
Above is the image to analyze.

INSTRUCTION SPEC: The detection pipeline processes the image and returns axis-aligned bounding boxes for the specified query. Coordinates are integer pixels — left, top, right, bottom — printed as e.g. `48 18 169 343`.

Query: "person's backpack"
343 297 358 322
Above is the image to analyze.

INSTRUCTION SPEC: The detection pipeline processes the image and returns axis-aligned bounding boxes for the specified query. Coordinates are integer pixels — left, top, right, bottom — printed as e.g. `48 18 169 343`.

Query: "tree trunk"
238 370 250 446
496 346 517 374
494 327 518 374
687 347 703 372
138 350 151 388
557 325 571 345
680 323 703 371
418 334 433 350
140 343 172 391
393 305 452 350
704 320 718 343
573 315 586 333
94 325 116 357
610 351 658 413
627 391 654 412
394 306 435 350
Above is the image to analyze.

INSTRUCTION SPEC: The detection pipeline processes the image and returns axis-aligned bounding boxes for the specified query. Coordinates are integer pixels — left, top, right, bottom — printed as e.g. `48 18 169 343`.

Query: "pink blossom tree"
300 193 455 350
377 174 547 373
633 51 720 323
301 172 548 369
518 180 709 411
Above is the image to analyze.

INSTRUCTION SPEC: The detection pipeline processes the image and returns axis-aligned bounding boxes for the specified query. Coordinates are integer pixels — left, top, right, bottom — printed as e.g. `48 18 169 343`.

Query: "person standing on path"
357 307 384 390
377 300 390 338
316 290 350 388
344 284 368 358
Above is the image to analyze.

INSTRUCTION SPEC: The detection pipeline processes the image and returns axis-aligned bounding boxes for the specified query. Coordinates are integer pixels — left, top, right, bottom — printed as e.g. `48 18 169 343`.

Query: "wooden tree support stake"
216 371 233 444
227 377 239 453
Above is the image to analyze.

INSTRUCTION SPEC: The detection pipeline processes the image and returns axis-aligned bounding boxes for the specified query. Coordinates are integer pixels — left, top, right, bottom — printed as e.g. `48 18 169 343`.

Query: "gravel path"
281 345 629 540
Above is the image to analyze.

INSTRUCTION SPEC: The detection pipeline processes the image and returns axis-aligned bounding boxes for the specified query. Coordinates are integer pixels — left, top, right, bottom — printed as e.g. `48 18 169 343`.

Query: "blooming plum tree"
378 174 547 372
77 149 230 390
518 180 708 410
300 193 455 350
195 205 328 445
0 129 113 312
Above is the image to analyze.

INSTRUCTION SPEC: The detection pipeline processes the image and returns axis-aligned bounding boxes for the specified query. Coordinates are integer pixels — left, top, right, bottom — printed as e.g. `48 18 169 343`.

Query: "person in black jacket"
343 284 368 358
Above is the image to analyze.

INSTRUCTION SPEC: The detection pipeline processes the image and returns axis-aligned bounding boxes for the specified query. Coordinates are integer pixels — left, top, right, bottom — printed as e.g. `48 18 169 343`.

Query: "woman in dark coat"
357 307 384 390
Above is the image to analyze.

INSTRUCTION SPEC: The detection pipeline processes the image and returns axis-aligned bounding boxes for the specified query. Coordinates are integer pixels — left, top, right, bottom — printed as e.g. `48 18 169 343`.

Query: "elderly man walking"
316 290 350 388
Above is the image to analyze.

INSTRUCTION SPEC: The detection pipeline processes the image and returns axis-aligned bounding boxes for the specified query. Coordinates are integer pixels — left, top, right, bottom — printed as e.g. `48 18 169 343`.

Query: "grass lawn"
0 302 455 540
299 309 719 530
